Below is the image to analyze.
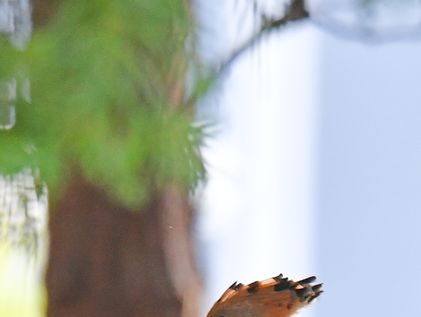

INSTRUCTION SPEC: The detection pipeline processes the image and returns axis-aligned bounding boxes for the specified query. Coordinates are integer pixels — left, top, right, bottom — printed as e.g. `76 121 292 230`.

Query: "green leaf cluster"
0 0 204 207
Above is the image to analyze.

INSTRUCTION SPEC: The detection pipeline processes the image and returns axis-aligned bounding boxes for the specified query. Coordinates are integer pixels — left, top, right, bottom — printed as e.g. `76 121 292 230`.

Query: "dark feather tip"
247 281 260 294
308 290 323 303
297 276 317 285
312 283 323 292
295 287 310 298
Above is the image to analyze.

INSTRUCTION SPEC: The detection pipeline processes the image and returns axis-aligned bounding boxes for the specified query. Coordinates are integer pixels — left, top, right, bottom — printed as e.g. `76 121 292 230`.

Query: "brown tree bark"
46 174 201 317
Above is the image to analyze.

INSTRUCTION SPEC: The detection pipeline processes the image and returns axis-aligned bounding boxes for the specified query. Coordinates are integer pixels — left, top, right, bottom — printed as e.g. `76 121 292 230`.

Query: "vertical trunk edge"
46 174 201 317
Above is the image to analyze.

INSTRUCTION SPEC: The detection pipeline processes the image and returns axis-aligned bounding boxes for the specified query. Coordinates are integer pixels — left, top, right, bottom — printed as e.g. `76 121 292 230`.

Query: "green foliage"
0 0 204 207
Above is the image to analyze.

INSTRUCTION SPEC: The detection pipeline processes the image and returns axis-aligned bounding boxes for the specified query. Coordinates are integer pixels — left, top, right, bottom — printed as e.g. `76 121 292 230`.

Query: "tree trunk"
35 1 202 316
46 173 201 317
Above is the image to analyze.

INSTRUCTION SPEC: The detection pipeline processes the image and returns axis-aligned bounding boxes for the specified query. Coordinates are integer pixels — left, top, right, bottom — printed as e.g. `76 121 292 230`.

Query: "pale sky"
196 1 421 317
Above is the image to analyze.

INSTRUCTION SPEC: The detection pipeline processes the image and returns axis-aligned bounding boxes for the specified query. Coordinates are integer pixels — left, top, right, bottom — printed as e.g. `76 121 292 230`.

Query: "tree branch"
218 0 309 74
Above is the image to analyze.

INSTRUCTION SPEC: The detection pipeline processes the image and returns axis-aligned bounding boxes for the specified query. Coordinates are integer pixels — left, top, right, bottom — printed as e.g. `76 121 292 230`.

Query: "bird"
206 274 322 317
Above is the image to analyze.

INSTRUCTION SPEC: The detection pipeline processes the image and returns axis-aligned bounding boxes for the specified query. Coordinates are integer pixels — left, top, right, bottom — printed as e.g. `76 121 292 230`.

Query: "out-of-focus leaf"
0 0 205 208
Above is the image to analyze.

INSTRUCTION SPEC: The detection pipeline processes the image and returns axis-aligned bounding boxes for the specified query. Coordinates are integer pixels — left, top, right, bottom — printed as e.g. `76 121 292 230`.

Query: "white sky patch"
196 4 321 313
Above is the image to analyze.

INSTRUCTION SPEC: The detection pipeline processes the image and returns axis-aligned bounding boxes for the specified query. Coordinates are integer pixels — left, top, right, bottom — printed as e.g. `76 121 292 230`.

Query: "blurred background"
1 1 421 317
196 1 421 317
